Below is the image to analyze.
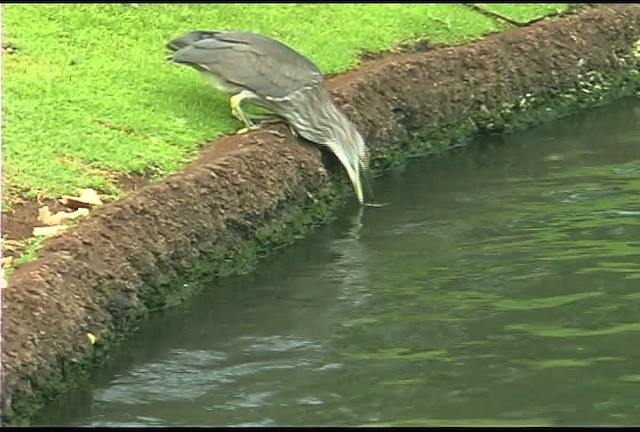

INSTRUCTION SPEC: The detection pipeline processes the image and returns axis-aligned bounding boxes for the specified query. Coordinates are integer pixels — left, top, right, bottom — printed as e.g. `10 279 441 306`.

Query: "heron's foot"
267 129 286 138
260 119 296 137
235 125 261 135
235 119 286 135
229 94 292 135
231 109 255 131
245 112 283 123
286 124 298 137
237 126 287 138
232 108 285 134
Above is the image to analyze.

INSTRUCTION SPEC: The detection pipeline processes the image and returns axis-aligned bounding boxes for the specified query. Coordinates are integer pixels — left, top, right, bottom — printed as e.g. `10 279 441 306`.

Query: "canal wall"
2 4 639 425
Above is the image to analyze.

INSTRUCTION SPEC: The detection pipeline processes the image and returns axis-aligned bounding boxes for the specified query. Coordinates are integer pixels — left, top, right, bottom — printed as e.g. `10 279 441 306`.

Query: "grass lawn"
2 4 568 206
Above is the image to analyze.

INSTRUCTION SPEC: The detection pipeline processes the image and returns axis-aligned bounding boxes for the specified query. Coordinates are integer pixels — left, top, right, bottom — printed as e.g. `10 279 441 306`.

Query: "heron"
166 30 370 204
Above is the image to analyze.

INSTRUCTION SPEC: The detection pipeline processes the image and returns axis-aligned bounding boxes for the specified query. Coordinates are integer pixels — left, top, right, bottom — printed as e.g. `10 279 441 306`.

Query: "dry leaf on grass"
87 332 97 345
33 225 69 237
2 239 23 253
1 256 14 268
37 206 90 226
60 188 103 209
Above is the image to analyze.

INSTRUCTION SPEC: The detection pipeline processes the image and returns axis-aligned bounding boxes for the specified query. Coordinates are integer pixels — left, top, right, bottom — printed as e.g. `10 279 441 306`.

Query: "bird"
166 30 370 205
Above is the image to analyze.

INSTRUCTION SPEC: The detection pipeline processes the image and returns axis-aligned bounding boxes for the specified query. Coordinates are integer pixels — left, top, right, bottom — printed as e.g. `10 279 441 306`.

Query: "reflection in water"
37 98 640 426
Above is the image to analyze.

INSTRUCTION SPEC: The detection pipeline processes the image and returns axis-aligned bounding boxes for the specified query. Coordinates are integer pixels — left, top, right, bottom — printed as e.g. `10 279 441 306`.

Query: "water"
36 98 640 426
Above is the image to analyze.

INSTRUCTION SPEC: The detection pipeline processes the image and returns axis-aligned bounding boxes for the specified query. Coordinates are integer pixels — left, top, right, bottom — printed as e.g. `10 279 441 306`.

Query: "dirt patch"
1 172 152 261
111 171 153 194
2 4 640 425
2 200 66 244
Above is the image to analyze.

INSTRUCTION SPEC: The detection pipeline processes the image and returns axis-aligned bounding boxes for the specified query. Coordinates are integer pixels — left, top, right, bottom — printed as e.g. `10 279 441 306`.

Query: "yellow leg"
229 94 294 136
235 126 258 135
230 91 260 135
247 115 292 138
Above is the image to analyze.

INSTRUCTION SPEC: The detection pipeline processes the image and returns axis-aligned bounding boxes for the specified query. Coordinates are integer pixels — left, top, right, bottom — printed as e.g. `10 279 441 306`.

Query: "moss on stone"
370 66 640 177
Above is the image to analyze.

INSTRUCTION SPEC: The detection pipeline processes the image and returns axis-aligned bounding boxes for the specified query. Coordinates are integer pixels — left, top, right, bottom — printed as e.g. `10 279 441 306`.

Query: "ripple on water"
239 335 321 353
94 349 228 403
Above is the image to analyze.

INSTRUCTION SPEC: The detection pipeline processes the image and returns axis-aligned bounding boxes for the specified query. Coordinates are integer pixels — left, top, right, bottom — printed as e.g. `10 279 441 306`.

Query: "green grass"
2 236 46 280
2 4 568 201
476 3 570 23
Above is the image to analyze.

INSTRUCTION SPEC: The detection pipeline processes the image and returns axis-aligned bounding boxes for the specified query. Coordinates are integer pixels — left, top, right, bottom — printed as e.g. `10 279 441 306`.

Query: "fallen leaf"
2 239 23 253
33 225 69 237
37 206 90 226
87 332 96 345
1 256 13 268
60 188 103 209
37 206 52 224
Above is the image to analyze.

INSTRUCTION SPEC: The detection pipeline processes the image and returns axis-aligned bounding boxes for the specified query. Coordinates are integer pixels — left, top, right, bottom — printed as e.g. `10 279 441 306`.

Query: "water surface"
37 98 640 426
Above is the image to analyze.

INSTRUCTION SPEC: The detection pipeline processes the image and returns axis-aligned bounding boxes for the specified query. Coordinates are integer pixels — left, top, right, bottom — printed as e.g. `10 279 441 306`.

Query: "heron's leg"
257 117 298 138
230 91 261 134
254 114 297 138
251 114 297 136
244 112 282 123
230 101 295 136
229 94 297 137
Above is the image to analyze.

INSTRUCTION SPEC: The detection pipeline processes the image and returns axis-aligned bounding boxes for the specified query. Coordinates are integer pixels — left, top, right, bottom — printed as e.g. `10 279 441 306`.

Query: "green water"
37 98 640 426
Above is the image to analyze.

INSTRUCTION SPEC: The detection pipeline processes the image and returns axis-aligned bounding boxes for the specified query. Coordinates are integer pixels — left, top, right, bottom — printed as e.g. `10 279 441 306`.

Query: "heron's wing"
214 31 322 74
170 30 322 98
